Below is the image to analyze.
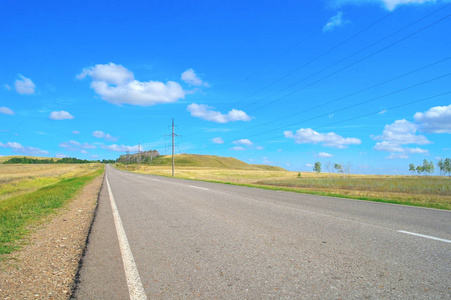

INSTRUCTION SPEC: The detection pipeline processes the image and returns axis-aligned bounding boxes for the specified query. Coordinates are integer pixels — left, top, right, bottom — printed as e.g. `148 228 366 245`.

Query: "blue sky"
1 0 450 174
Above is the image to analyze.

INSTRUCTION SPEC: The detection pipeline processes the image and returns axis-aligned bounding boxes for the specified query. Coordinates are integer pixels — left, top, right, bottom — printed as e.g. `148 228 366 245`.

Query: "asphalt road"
73 165 450 299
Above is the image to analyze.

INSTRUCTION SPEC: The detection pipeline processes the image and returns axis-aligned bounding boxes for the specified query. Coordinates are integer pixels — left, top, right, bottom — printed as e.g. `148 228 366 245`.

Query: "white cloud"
187 103 252 123
372 119 431 158
72 130 80 135
387 153 409 159
284 128 361 148
100 144 139 152
378 110 387 115
0 141 22 149
306 163 314 167
81 150 88 154
373 119 430 145
92 130 118 142
331 0 447 11
59 140 96 151
181 69 209 87
15 75 36 94
77 63 185 106
374 141 405 152
0 107 14 115
233 139 253 146
231 146 246 151
414 104 451 134
406 147 428 154
317 152 333 158
49 111 74 120
55 153 69 158
212 137 224 144
4 84 11 90
0 141 48 155
323 11 349 32
77 62 133 84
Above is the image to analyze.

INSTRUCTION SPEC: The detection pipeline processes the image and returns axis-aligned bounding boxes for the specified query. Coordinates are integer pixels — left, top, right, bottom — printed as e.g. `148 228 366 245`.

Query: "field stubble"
119 164 451 210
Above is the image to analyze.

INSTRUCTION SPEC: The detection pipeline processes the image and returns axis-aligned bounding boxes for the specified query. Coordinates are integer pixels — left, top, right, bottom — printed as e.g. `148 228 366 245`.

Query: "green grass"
0 169 103 256
145 154 286 171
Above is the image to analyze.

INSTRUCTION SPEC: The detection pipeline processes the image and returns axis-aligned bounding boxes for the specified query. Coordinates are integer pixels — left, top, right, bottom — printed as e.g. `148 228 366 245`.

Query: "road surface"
73 165 450 299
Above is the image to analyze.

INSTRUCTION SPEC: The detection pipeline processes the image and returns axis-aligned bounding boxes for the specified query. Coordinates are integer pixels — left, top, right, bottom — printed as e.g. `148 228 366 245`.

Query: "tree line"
2 157 115 164
409 158 451 177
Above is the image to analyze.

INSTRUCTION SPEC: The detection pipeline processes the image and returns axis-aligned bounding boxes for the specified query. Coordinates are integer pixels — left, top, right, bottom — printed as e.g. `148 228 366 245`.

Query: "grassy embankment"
0 160 103 256
116 154 451 210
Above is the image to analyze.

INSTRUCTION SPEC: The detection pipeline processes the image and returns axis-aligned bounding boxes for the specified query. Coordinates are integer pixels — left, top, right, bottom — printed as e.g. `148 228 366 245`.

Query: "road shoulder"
0 174 104 299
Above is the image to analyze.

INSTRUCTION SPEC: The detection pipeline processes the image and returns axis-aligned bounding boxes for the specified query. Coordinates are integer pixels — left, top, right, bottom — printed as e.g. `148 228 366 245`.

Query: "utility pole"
126 149 130 169
138 143 141 171
171 119 175 176
165 118 179 177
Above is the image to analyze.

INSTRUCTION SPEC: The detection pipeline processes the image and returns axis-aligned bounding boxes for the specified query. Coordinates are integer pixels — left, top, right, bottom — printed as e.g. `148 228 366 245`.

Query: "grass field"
0 164 103 256
0 163 101 201
116 161 451 210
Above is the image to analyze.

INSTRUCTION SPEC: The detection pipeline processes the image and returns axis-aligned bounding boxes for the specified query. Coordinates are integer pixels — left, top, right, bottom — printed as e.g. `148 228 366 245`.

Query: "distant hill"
144 154 286 171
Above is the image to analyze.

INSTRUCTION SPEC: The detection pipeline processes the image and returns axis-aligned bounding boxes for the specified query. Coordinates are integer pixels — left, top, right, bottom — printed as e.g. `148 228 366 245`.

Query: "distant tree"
416 165 423 175
428 160 435 175
325 161 332 177
422 159 434 175
334 163 344 177
444 158 451 178
297 172 302 178
437 159 444 176
409 163 416 174
345 161 352 177
313 162 321 175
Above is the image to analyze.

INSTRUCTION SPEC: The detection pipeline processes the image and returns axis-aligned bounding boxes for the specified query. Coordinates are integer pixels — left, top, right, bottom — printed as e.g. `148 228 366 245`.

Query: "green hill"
146 154 286 171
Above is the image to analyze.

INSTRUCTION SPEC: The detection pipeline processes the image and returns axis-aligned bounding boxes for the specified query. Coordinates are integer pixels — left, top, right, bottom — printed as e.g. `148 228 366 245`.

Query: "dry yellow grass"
0 164 102 201
117 164 451 210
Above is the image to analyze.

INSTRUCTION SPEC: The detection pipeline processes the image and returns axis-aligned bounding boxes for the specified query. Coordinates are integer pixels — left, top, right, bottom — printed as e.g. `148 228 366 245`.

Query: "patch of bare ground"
0 174 104 300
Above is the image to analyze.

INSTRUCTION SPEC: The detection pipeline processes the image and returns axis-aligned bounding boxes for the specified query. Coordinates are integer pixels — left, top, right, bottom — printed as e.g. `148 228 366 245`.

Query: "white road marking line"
106 175 147 300
397 230 451 244
189 185 210 191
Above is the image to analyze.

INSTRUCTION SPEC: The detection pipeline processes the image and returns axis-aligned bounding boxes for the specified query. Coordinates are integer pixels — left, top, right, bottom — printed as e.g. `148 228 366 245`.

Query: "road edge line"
106 174 147 300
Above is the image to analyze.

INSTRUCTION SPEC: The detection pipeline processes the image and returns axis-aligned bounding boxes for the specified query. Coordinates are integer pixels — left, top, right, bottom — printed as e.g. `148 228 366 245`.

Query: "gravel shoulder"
0 174 104 300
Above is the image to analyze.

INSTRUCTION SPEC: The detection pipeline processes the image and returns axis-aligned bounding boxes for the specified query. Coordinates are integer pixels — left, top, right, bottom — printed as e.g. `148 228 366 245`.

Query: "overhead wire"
245 11 451 114
247 72 451 142
182 2 451 149
221 0 416 111
226 56 451 134
182 1 412 128
255 90 451 143
241 2 451 113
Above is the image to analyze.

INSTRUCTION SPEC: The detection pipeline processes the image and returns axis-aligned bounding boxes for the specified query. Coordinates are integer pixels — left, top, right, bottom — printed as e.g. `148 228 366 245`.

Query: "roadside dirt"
0 174 104 300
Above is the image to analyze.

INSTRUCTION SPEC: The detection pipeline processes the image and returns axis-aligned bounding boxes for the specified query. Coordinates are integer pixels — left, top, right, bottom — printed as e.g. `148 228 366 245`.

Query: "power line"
242 3 451 113
186 71 450 145
185 57 451 144
245 72 451 140
182 1 411 128
255 90 451 143
246 11 451 114
229 56 451 135
222 0 416 112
